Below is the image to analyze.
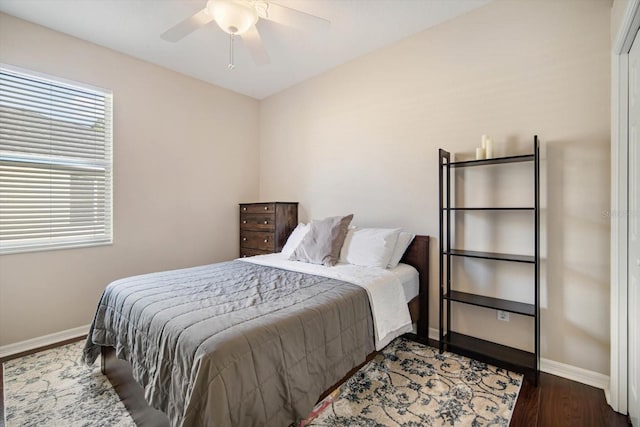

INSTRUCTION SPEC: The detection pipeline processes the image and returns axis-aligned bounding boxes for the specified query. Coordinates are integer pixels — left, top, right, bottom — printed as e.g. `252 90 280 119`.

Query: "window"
0 65 113 254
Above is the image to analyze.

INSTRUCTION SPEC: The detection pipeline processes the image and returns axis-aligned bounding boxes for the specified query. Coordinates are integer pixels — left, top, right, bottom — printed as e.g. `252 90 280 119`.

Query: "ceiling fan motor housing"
207 0 259 35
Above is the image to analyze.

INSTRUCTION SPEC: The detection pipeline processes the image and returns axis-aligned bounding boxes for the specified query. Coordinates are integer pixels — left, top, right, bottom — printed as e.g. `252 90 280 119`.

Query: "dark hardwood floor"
0 338 632 427
511 373 630 426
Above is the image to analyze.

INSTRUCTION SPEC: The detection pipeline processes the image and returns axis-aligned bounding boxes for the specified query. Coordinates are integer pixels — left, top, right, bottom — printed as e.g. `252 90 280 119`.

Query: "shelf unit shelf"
442 332 537 372
444 290 535 316
448 154 534 168
439 136 540 383
444 207 534 211
445 249 535 264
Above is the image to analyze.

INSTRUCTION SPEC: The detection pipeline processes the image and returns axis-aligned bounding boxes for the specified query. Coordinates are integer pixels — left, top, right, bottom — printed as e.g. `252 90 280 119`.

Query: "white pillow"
387 231 416 269
339 227 401 268
338 227 356 263
281 223 310 257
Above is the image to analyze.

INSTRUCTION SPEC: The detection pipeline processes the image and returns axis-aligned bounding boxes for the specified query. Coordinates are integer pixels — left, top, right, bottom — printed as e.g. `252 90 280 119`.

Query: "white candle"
485 138 494 158
476 147 485 160
481 134 488 149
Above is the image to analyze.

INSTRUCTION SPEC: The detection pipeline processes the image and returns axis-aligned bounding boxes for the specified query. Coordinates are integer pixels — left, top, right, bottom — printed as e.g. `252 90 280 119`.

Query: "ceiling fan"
161 0 330 68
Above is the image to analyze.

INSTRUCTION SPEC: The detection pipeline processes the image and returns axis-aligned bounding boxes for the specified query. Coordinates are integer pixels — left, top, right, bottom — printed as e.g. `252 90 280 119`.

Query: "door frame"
611 0 640 413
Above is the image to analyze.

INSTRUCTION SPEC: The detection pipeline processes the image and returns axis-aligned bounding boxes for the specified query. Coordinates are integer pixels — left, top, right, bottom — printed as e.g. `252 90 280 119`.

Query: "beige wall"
0 14 260 346
260 0 612 374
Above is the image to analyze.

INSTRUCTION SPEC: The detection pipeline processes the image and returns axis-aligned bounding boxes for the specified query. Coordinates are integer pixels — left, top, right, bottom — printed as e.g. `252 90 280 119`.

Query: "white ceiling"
0 0 489 99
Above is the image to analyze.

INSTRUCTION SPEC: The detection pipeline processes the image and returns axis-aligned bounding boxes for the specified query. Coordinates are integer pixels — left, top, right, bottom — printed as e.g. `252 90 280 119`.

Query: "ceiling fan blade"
261 2 330 32
240 26 270 66
161 8 214 42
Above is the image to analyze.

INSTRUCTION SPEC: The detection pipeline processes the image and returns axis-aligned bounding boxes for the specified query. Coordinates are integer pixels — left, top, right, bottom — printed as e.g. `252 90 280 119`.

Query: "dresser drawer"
240 213 276 231
239 248 271 258
240 231 275 251
240 203 276 214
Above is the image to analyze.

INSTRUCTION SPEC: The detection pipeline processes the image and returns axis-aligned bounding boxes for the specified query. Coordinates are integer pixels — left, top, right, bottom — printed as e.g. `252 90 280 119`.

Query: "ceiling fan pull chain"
228 33 236 70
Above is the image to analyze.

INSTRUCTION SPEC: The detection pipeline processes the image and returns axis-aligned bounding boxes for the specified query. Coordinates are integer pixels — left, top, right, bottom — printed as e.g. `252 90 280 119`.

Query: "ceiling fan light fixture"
207 0 258 35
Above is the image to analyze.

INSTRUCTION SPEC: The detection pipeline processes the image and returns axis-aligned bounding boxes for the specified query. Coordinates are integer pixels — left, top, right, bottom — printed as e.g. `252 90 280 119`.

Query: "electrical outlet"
497 310 510 321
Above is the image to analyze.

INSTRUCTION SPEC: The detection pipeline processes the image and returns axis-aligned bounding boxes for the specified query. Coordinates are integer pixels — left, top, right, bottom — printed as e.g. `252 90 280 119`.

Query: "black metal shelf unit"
438 136 540 382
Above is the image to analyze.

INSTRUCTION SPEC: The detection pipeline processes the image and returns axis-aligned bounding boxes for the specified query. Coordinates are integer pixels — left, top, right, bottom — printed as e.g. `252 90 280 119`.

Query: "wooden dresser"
239 202 298 257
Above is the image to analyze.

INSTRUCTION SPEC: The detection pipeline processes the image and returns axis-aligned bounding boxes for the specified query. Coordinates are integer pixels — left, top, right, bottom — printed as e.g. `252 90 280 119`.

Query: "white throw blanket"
240 253 413 350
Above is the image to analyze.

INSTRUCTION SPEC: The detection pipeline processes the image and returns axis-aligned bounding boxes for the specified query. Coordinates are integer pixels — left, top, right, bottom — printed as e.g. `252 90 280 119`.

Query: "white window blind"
0 65 113 254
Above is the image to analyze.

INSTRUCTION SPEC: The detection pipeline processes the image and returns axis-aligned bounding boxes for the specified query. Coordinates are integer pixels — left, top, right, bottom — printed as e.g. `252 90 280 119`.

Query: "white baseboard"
429 327 439 341
540 357 609 391
424 327 609 391
0 324 90 359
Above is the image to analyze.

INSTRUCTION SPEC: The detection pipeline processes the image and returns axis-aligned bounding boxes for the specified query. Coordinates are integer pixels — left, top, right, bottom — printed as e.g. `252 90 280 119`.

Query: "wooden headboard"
399 235 430 338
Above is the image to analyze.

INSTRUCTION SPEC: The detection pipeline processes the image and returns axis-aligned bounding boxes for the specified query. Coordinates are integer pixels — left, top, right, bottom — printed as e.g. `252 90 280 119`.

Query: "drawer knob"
243 220 247 224
264 239 268 243
264 206 268 211
264 220 268 224
242 207 247 211
243 237 247 241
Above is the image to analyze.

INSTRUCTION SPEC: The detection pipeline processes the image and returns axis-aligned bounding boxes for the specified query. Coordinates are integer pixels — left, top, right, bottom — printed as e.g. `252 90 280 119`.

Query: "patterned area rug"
301 337 523 426
3 341 134 427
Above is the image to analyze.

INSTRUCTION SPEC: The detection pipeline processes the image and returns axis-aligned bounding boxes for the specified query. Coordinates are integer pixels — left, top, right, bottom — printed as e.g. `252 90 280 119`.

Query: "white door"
629 26 640 427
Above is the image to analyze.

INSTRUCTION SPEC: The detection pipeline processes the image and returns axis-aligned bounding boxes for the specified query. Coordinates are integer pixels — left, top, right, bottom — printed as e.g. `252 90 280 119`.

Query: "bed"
83 235 429 427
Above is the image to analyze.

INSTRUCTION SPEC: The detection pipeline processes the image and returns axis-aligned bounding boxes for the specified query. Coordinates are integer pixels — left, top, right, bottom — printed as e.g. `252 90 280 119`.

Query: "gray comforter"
83 260 374 427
